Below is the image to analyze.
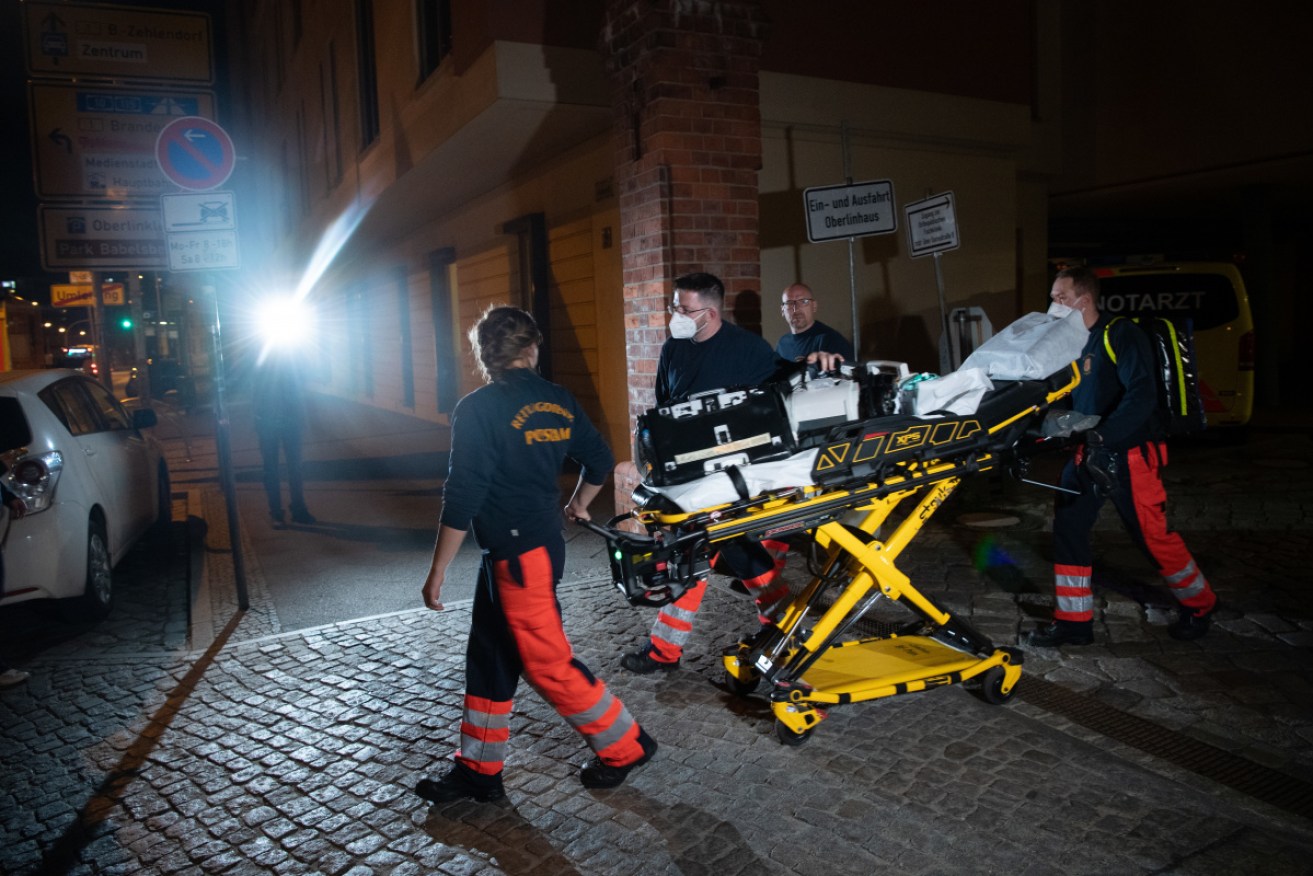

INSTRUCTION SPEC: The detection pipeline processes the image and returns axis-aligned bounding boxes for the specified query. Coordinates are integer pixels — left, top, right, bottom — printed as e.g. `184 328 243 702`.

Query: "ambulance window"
1097 274 1239 330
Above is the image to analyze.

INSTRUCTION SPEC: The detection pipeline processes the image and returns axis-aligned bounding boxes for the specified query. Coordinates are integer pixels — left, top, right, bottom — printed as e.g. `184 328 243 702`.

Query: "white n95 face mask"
668 311 701 339
1046 302 1075 319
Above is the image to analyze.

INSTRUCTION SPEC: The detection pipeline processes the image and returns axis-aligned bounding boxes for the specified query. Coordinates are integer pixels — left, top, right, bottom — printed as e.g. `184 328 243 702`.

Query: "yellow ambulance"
1089 260 1255 428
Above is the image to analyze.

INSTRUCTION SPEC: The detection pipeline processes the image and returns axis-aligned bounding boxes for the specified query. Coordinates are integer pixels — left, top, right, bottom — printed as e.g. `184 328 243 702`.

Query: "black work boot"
1023 620 1094 648
415 762 505 803
620 648 679 674
1169 601 1218 641
580 728 658 789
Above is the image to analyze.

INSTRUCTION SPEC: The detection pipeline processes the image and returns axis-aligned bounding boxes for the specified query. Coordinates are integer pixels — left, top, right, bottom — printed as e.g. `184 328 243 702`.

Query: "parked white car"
0 370 169 620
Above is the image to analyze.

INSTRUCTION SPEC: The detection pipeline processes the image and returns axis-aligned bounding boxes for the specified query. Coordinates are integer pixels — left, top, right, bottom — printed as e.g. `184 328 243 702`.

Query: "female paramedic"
415 305 657 804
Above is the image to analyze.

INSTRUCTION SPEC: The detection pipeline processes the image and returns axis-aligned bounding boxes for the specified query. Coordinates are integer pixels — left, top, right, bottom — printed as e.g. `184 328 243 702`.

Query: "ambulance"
1086 260 1255 428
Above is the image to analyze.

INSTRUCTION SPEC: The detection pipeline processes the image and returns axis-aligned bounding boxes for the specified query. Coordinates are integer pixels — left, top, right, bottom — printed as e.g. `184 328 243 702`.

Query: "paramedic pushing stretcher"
619 272 797 675
1025 267 1219 648
416 306 656 804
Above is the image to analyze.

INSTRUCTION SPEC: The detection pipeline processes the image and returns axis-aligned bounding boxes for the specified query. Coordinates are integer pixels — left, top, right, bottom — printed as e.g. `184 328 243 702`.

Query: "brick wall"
603 0 768 508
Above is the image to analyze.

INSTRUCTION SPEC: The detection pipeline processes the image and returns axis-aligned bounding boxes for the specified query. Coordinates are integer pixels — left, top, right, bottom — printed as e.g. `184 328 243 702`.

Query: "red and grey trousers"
457 536 647 777
646 537 791 664
1052 441 1216 624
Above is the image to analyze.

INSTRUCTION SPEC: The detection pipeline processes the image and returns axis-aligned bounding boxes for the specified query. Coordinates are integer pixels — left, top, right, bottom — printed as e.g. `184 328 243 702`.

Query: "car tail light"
4 451 64 514
1238 330 1255 371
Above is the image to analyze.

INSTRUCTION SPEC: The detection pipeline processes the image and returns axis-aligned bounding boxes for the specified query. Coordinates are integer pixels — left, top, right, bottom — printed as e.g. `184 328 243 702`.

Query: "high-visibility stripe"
458 695 513 774
565 691 637 753
650 577 707 657
761 538 790 573
1163 560 1209 601
741 568 789 623
1054 563 1093 621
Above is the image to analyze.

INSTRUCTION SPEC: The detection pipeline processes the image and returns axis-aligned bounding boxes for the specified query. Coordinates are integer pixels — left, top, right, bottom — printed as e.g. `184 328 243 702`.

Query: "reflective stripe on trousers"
458 694 512 776
459 542 646 773
1125 446 1216 613
1053 563 1094 623
650 577 707 662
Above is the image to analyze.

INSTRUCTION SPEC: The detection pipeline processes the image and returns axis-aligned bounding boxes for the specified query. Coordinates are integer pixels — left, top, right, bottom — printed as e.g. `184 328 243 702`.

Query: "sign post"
803 176 898 355
904 192 963 370
154 122 247 609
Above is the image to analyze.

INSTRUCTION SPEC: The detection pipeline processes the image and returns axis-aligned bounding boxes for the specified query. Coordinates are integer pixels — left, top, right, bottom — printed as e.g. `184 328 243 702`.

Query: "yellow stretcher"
584 363 1080 744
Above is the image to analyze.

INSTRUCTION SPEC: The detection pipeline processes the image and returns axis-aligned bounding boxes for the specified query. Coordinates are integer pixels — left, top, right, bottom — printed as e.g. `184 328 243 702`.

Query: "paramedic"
620 272 795 675
416 305 656 804
776 282 855 362
1024 267 1219 647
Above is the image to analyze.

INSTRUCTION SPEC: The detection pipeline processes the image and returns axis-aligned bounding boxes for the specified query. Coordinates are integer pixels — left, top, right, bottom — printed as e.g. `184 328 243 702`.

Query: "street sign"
155 117 235 191
52 284 94 308
803 180 897 243
29 82 216 199
69 271 93 284
39 204 167 271
161 190 240 271
23 1 213 84
50 282 124 307
160 191 236 232
166 231 240 272
904 192 961 258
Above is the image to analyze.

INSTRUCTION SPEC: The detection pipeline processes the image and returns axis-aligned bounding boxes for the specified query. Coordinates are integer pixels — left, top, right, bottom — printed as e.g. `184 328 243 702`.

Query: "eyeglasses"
668 304 712 317
781 298 814 310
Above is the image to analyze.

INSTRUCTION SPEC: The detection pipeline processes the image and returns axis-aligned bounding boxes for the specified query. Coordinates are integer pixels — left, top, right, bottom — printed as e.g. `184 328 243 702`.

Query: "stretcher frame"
590 363 1080 744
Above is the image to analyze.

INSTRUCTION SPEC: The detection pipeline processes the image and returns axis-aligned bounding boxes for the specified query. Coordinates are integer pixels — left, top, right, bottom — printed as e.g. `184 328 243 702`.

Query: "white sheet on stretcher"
650 448 820 512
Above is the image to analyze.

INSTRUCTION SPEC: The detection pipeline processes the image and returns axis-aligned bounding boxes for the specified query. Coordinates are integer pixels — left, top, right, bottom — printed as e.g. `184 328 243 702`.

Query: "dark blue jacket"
776 320 854 362
655 321 779 405
441 368 614 553
1073 313 1158 451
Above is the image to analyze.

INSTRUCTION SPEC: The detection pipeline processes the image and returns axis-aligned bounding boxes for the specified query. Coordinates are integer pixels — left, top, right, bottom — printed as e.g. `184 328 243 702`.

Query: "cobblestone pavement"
2 411 1311 874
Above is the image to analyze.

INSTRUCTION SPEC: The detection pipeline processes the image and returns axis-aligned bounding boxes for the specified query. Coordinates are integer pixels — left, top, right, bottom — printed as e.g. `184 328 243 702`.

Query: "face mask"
1047 301 1075 319
668 311 701 339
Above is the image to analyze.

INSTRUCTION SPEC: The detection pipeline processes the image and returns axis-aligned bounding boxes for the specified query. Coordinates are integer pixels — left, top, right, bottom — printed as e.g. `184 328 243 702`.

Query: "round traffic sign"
155 116 236 191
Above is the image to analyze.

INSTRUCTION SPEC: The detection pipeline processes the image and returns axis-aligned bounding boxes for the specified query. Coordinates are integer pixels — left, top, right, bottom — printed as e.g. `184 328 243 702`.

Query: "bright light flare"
255 296 316 356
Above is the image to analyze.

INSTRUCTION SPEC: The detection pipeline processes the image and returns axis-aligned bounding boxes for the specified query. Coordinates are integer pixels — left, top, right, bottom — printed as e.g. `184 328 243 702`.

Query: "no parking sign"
155 116 235 191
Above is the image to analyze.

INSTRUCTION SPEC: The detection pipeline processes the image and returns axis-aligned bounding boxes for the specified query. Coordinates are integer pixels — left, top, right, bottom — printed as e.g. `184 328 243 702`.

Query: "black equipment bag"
635 385 796 487
1103 316 1207 436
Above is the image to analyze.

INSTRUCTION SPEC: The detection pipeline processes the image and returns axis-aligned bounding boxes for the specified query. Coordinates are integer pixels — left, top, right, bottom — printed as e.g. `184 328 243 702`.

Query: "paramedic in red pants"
1024 266 1219 648
618 272 794 675
415 306 656 804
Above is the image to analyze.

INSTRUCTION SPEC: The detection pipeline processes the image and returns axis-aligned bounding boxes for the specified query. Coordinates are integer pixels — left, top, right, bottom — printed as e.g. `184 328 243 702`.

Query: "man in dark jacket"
776 282 855 362
1024 267 1219 647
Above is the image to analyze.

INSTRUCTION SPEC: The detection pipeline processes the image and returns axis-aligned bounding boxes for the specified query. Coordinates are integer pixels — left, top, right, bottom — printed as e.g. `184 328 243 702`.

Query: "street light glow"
255 296 315 356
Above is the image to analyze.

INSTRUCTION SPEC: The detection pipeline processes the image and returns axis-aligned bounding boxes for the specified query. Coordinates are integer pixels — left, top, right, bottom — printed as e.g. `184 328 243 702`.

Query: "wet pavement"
2 396 1311 874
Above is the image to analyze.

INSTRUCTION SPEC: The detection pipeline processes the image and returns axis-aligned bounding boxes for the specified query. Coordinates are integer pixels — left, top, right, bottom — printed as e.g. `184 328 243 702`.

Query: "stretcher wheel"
725 668 760 696
973 665 1016 705
775 720 815 746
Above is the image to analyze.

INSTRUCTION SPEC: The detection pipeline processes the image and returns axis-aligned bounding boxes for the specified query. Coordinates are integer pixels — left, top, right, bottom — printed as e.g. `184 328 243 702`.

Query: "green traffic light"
120 317 133 329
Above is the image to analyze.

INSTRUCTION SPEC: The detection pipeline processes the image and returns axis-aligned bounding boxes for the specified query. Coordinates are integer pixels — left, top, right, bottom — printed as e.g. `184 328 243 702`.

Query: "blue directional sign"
155 116 235 191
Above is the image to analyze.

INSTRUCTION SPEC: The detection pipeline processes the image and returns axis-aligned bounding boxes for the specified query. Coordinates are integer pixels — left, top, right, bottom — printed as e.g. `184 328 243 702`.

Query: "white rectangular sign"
161 191 236 232
166 231 240 272
39 204 167 270
803 180 897 243
904 192 961 258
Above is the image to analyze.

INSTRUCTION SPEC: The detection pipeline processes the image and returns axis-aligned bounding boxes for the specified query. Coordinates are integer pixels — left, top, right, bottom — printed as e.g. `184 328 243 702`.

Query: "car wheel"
64 517 113 622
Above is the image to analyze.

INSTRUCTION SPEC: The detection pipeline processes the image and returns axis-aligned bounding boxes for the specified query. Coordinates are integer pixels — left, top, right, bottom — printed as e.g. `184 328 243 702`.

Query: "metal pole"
205 279 248 609
934 251 951 373
840 120 860 355
92 272 112 391
130 275 151 402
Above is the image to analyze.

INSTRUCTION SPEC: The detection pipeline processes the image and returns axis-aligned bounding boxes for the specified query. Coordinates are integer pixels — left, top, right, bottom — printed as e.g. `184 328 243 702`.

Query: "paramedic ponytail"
469 305 543 382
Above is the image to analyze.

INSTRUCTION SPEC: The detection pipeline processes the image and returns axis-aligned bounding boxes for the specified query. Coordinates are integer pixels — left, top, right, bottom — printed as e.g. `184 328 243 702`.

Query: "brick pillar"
603 0 768 510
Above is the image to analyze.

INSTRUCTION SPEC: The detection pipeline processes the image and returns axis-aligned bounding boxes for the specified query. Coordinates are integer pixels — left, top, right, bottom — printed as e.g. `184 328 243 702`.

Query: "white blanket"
650 448 819 512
